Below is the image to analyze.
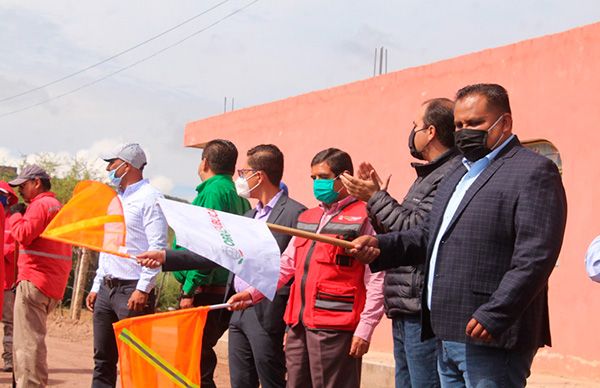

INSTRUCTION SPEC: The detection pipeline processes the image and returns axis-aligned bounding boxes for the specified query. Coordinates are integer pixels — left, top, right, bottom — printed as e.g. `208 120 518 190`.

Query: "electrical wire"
0 0 259 119
0 0 229 104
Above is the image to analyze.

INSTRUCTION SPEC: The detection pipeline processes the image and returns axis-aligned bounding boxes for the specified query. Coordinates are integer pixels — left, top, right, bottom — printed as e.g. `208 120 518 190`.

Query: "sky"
1 0 599 199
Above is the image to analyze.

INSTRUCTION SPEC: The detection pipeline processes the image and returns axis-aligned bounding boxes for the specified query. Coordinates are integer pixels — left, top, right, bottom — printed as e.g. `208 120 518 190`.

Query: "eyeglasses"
237 169 258 178
412 121 429 133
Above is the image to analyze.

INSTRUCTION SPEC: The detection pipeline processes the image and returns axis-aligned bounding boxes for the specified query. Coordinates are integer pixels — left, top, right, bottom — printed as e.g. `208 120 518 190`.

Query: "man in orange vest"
229 148 385 388
9 165 72 387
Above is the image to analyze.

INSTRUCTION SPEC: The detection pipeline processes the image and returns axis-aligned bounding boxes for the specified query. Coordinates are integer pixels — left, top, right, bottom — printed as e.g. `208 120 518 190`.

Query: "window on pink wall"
522 139 563 176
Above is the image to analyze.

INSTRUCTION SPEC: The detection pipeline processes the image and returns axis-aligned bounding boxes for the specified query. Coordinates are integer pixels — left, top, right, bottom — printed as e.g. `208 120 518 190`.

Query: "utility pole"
70 248 91 320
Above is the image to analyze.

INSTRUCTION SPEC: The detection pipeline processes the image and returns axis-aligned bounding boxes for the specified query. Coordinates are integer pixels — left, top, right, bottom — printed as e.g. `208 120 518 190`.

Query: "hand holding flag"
136 250 166 268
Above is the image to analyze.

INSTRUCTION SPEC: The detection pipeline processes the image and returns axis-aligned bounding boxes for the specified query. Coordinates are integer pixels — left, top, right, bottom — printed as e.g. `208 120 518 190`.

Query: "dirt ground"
0 308 228 387
0 308 596 387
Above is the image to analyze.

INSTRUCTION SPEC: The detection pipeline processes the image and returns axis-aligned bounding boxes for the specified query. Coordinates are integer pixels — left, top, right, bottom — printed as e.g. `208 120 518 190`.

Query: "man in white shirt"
585 235 600 282
86 143 168 388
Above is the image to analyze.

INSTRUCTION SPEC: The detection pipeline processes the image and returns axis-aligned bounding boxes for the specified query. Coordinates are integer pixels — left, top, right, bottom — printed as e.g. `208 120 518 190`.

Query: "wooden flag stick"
266 223 355 250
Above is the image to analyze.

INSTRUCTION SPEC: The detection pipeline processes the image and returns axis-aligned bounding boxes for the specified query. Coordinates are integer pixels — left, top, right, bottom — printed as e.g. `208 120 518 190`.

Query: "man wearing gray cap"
86 143 168 388
8 165 73 387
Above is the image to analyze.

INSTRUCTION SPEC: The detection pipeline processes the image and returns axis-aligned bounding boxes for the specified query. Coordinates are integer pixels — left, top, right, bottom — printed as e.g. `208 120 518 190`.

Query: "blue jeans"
437 341 538 388
392 315 439 388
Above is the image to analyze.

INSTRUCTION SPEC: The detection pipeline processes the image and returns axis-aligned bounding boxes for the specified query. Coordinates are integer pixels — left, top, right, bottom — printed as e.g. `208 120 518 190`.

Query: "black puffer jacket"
367 148 460 317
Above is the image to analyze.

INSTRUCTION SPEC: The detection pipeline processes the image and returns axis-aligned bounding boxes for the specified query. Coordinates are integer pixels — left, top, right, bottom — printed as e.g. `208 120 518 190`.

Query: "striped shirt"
91 179 168 293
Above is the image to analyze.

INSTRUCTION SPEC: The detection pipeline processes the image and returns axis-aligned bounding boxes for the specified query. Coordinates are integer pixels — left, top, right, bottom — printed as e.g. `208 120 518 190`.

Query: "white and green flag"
157 198 280 300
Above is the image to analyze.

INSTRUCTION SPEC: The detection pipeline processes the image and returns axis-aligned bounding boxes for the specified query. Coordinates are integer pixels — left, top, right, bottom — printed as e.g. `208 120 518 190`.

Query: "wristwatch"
180 292 193 299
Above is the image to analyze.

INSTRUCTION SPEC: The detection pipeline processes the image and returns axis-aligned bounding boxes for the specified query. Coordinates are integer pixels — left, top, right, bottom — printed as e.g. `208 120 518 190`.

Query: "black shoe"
1 366 12 373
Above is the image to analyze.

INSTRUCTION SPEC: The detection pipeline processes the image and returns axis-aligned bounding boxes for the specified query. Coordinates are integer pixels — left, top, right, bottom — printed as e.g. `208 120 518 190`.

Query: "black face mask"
408 126 428 160
454 115 505 162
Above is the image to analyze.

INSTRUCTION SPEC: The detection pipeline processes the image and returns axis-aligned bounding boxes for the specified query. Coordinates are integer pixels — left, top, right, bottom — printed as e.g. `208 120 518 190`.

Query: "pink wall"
185 22 600 378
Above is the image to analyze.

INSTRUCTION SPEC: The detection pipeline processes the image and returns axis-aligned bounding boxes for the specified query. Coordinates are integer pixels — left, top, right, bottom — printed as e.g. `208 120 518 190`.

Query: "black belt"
103 276 138 289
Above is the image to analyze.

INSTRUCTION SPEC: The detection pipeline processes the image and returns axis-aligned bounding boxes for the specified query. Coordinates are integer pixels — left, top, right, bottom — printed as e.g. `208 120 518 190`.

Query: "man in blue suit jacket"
349 83 567 387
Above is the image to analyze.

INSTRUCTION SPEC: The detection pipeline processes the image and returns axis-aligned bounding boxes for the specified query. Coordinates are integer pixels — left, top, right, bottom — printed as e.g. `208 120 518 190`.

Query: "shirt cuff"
136 279 155 293
247 287 264 305
182 282 197 295
90 276 102 293
353 321 376 342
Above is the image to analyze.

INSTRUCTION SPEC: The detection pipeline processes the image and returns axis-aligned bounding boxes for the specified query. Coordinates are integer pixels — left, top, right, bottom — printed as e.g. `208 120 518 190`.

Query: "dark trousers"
91 283 155 388
285 324 361 388
192 292 231 388
392 314 439 388
228 308 286 388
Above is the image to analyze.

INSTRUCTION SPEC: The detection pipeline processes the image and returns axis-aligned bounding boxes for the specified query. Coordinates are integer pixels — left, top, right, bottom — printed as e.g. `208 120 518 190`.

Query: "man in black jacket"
349 84 567 387
341 98 459 388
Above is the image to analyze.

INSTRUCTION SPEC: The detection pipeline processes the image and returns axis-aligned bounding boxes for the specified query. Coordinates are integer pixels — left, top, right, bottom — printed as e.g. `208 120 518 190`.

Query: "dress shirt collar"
256 190 284 217
462 134 515 171
120 179 148 198
319 195 356 215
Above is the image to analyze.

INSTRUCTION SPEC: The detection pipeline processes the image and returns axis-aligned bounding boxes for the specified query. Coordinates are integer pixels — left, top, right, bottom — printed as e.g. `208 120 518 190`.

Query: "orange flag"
41 180 128 257
113 306 209 388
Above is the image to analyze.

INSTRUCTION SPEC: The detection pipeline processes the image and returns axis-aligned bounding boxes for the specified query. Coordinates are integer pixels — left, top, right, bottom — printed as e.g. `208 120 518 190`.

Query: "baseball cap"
100 143 147 169
8 164 51 187
0 181 18 206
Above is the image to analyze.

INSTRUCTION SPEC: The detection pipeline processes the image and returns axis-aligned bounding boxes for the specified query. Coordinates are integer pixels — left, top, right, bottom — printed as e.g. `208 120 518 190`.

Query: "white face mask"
235 172 259 198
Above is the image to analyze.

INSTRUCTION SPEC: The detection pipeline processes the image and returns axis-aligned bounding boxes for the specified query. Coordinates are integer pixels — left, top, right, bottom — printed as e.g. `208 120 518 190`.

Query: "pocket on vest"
312 282 357 327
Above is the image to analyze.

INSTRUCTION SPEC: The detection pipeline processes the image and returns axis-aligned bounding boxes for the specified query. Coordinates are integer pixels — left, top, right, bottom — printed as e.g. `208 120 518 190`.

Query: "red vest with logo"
284 200 367 331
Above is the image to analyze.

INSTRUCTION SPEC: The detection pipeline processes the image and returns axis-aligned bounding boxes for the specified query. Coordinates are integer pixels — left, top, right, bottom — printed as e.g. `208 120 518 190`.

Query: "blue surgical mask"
108 162 127 187
0 196 7 207
313 178 340 204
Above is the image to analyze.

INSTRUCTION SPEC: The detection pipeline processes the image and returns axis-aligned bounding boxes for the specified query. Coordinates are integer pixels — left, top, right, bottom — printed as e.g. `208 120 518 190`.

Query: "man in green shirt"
173 139 250 388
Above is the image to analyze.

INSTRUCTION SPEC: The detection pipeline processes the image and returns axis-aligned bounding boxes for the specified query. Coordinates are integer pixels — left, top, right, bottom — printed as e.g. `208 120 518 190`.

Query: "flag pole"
208 303 231 310
266 223 355 249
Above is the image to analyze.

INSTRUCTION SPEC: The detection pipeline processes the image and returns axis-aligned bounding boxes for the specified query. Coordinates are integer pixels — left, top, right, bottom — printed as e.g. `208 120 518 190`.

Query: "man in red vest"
9 165 72 387
229 148 385 388
0 182 19 373
0 185 6 354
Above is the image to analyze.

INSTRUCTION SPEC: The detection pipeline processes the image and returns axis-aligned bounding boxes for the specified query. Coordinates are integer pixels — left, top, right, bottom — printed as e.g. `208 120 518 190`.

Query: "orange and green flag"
113 306 209 388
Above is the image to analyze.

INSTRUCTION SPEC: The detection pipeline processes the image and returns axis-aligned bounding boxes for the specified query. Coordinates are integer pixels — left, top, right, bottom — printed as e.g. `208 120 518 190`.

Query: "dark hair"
455 83 511 114
202 139 238 175
422 98 455 148
247 144 284 186
39 178 51 191
311 148 353 176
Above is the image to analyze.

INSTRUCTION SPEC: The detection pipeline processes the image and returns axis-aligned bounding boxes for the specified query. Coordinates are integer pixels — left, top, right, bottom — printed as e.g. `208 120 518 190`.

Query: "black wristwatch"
180 293 193 299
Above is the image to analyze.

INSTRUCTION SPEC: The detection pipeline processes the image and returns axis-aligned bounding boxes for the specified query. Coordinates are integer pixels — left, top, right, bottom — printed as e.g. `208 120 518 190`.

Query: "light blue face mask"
108 162 127 187
313 177 340 204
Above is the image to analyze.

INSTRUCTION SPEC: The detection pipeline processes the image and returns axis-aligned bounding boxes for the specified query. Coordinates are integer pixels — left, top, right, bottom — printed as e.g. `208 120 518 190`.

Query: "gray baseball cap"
101 143 147 169
8 164 51 187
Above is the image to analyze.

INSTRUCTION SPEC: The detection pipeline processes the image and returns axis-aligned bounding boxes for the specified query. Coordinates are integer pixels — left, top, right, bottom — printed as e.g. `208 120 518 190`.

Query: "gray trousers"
228 308 286 388
285 324 361 388
3 289 14 367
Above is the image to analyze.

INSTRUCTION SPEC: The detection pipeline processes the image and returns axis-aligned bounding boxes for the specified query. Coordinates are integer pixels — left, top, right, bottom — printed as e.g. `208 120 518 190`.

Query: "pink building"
184 22 600 379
